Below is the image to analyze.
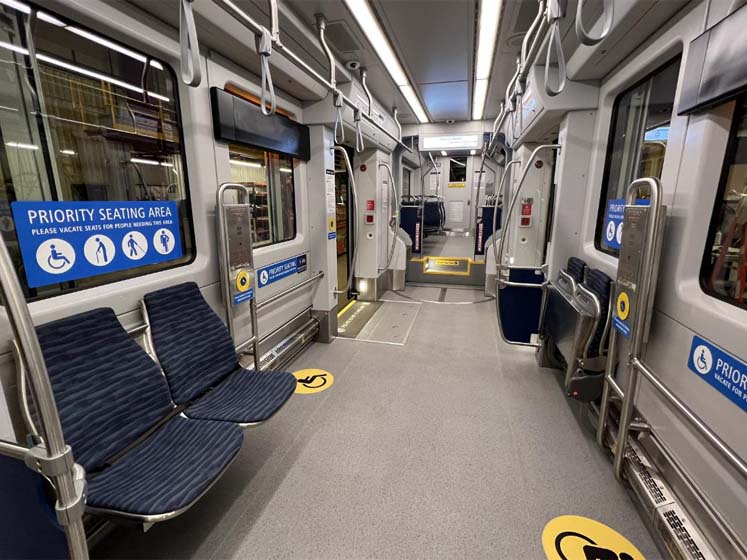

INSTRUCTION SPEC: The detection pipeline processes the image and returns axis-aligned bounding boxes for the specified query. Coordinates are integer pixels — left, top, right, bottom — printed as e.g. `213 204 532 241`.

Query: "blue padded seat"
566 256 586 284
582 269 613 358
144 282 296 423
36 308 243 516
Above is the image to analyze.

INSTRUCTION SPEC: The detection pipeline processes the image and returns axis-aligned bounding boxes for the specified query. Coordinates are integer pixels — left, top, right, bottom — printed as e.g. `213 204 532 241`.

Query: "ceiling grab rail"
179 0 202 86
354 108 365 152
393 107 402 142
315 14 336 88
378 162 399 272
360 67 373 116
576 0 613 46
494 144 561 347
544 0 567 97
333 89 345 144
216 1 412 152
0 234 89 558
333 146 359 295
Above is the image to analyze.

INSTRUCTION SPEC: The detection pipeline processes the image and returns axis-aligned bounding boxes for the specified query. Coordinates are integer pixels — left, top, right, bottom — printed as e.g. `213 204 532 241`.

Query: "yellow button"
235 269 251 293
616 291 630 320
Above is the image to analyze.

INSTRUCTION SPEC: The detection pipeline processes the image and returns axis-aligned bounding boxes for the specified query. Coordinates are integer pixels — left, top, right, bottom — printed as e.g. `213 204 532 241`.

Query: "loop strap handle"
179 0 202 87
576 0 614 46
333 90 345 144
544 18 567 97
257 29 276 116
354 108 365 153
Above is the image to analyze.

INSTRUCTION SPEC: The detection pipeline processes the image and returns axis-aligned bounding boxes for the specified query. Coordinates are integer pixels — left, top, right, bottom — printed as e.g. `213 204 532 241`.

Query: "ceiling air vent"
324 19 361 54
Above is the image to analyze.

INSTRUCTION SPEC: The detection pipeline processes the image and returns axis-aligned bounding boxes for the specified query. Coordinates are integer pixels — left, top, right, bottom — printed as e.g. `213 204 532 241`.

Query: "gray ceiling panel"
419 81 471 121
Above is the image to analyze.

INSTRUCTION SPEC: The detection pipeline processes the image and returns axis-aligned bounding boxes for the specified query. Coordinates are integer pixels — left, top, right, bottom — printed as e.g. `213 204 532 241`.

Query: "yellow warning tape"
337 299 356 318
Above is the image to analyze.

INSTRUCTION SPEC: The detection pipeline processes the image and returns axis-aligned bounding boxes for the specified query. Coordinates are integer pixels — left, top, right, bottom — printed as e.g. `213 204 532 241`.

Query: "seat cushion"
566 257 587 284
186 369 296 423
36 308 173 472
584 269 614 358
87 417 242 516
144 282 239 403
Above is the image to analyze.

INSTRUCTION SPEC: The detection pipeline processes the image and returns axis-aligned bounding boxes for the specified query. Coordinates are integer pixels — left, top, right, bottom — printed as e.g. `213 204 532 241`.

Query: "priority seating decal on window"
11 201 182 288
688 335 747 414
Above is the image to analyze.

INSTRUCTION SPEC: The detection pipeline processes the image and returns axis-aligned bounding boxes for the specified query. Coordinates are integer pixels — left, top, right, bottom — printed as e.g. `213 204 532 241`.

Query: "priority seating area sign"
12 201 182 288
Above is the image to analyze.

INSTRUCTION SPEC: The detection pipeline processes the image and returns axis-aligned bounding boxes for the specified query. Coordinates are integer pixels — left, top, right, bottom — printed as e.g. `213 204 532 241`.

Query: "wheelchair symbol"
692 344 712 375
292 369 334 394
296 373 327 389
555 532 634 560
36 239 75 275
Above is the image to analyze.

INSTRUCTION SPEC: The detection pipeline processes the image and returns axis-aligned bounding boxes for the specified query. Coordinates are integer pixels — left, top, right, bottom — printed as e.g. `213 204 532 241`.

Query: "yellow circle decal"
616 291 630 320
293 369 334 394
329 217 336 232
235 270 251 292
542 515 645 560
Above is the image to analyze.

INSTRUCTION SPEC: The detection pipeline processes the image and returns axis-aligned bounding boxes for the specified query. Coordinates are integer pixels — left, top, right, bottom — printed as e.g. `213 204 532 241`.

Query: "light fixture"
131 158 160 166
343 0 429 124
472 0 503 120
230 159 263 169
6 141 38 150
470 149 476 155
440 150 447 157
60 149 76 155
0 0 30 15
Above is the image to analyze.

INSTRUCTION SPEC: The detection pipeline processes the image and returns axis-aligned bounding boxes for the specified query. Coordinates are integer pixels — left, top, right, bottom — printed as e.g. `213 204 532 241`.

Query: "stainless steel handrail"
0 439 28 460
0 231 88 558
334 146 359 295
494 145 560 348
179 0 202 87
490 159 521 272
576 283 602 359
360 67 373 117
216 0 412 152
216 182 261 372
257 271 324 310
378 161 399 273
556 269 577 297
576 0 614 46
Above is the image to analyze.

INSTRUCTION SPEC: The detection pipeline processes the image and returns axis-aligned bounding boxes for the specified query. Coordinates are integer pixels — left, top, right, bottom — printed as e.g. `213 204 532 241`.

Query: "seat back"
144 282 239 403
582 269 613 358
36 308 173 471
566 257 586 284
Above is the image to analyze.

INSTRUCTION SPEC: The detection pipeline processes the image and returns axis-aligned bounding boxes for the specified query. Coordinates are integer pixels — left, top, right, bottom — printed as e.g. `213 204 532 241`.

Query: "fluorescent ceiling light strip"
0 0 30 14
473 0 503 120
399 85 428 124
343 0 428 123
230 159 263 169
60 149 76 155
280 167 292 173
6 141 38 150
472 78 489 121
131 157 160 166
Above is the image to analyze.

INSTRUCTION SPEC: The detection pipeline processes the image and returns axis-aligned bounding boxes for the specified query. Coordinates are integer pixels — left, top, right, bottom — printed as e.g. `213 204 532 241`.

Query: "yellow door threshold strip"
419 256 472 276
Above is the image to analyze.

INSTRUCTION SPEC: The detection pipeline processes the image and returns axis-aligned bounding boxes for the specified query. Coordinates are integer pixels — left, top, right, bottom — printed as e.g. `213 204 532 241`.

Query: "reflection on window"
449 157 467 183
702 97 747 308
229 145 296 247
596 57 680 255
0 2 193 300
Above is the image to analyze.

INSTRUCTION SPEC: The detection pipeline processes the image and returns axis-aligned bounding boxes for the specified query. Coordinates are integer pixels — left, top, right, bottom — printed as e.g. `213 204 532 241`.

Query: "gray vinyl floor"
421 234 474 257
92 286 662 560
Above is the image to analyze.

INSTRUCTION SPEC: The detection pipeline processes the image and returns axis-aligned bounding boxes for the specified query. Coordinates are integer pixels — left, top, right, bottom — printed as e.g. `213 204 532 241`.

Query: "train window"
0 3 194 300
701 96 747 308
595 57 681 256
449 157 467 183
402 167 412 197
228 145 296 247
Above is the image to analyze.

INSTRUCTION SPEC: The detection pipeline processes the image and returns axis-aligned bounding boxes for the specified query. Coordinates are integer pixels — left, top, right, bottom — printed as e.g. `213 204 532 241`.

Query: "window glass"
229 145 296 247
402 167 411 197
449 157 467 182
596 57 680 255
0 3 194 300
701 96 747 308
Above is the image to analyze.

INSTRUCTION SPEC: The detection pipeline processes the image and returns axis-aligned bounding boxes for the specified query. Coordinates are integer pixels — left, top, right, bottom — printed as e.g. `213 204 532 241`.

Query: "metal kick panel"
614 205 649 338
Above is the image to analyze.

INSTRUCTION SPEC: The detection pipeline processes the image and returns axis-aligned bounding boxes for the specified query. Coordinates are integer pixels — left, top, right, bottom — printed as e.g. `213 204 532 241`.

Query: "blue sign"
12 201 182 288
233 288 254 305
688 335 747 414
613 316 631 338
257 254 307 288
644 126 669 142
328 232 336 240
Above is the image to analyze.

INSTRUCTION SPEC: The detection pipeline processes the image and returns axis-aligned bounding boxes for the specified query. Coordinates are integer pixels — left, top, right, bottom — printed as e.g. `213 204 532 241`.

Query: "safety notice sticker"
11 201 182 288
688 335 747 414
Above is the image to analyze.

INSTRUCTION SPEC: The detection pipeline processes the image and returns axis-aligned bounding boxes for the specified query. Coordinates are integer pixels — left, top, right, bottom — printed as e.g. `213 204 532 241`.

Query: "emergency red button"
366 200 375 211
521 203 532 216
521 217 531 226
365 214 374 224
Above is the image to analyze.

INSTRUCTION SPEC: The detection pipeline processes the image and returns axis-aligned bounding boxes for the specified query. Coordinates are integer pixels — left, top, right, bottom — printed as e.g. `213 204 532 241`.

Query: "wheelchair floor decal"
293 369 334 394
542 515 644 560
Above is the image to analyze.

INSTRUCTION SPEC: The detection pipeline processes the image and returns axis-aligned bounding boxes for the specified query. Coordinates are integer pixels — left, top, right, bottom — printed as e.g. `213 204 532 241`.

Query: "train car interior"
1 0 747 558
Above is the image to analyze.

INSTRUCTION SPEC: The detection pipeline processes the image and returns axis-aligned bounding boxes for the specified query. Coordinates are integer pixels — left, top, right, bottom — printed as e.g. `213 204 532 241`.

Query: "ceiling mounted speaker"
324 19 361 54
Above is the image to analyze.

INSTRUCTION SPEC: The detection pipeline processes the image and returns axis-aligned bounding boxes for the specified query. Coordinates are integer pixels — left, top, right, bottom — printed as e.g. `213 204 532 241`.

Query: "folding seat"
35 308 243 520
143 282 296 425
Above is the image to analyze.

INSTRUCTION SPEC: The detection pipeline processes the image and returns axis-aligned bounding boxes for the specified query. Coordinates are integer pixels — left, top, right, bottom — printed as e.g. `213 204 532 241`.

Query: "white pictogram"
153 228 175 255
36 239 75 274
693 345 713 375
84 235 115 267
122 231 148 260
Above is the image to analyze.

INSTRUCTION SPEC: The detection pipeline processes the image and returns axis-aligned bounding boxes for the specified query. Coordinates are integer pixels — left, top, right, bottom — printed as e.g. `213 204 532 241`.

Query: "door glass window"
0 2 194 301
701 96 747 308
449 157 467 183
228 145 296 247
596 57 681 255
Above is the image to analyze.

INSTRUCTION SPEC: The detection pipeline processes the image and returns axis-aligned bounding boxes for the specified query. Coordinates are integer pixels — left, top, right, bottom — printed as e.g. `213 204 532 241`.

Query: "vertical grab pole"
378 162 399 272
0 239 88 558
217 183 261 372
333 147 359 295
613 177 663 480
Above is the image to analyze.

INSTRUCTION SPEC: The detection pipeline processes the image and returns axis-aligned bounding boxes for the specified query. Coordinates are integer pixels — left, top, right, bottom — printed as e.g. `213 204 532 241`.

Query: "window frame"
594 56 681 257
699 94 747 310
2 4 197 302
227 144 298 249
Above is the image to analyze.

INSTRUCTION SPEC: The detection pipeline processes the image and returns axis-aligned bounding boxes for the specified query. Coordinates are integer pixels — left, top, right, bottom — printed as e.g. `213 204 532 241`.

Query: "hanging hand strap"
544 0 567 97
354 108 365 152
333 89 345 144
257 28 276 115
179 0 202 87
576 0 614 46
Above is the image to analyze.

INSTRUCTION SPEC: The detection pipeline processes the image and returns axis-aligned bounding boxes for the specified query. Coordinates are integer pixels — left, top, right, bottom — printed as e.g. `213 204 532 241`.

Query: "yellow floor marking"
542 515 645 560
337 299 356 318
293 369 334 394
